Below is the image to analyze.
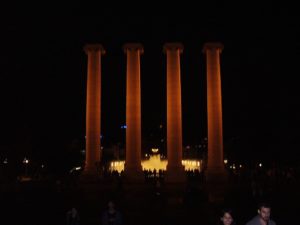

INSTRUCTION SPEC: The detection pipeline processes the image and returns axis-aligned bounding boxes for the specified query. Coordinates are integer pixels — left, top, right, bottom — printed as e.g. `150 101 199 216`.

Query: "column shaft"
84 44 105 176
203 42 227 202
206 49 224 170
164 43 185 183
124 43 144 181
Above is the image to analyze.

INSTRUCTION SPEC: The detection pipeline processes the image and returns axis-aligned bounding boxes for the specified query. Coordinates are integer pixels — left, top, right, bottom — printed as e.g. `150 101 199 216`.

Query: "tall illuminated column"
83 44 105 176
123 43 144 181
163 43 186 183
203 42 227 193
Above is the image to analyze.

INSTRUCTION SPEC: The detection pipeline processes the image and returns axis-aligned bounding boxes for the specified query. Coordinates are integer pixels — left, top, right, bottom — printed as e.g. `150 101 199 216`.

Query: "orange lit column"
203 42 227 184
83 44 105 175
123 43 144 181
163 43 186 183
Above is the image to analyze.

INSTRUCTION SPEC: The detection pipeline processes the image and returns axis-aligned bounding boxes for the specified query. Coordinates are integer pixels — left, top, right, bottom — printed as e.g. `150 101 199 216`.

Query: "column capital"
123 43 144 54
202 42 223 53
163 42 184 54
84 44 106 55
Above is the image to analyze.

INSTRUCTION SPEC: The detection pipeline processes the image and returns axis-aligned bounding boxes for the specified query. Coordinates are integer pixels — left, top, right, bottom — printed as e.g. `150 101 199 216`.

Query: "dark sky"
0 3 297 163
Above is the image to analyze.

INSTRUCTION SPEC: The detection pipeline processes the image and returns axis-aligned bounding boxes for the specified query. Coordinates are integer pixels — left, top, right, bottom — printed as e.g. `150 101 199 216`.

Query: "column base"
204 167 229 203
165 165 186 184
123 165 144 183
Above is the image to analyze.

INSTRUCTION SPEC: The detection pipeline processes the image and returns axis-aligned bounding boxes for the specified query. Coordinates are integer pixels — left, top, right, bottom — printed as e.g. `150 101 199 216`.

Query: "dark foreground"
1 176 299 225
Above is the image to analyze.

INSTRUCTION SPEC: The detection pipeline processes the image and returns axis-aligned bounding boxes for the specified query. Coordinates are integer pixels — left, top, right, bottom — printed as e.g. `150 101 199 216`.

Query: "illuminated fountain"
109 148 202 173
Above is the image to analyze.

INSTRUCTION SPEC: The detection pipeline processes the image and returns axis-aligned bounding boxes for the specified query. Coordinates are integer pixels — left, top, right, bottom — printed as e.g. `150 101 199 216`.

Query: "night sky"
0 3 298 164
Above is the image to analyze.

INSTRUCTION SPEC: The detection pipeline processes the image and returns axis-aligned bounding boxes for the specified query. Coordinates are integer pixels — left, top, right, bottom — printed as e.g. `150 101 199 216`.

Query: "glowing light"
23 157 29 164
259 163 262 167
69 166 82 173
142 154 166 171
224 159 228 164
151 148 159 153
110 161 125 173
3 158 8 164
109 154 202 173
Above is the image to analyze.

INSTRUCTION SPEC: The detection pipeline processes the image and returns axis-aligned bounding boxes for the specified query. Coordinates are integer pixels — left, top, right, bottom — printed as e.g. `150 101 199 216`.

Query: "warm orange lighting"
123 43 144 180
84 44 105 175
109 154 201 173
164 43 186 182
203 42 225 173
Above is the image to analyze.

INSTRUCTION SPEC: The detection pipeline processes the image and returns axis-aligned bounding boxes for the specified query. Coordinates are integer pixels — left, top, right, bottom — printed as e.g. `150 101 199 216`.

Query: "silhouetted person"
245 202 276 225
102 200 122 225
66 207 80 225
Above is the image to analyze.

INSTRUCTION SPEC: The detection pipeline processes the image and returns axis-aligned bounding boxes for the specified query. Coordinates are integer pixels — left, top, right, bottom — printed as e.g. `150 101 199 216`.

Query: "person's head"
220 208 235 225
257 202 272 223
71 207 77 213
108 200 115 210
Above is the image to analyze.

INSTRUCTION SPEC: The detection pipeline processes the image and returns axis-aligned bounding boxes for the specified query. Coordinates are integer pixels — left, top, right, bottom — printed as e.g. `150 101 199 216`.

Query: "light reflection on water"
109 154 202 173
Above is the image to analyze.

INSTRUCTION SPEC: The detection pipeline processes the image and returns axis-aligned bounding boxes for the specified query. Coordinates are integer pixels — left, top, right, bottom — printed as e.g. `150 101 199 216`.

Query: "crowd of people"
66 200 276 225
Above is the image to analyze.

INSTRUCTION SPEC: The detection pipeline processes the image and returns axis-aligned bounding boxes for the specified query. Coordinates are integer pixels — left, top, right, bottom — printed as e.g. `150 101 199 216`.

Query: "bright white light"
69 166 82 173
224 159 228 164
259 163 262 167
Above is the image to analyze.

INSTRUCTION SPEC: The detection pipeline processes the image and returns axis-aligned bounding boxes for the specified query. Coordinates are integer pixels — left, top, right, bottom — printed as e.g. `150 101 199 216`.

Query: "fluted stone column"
83 44 105 176
123 43 144 182
163 43 186 183
203 42 228 202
